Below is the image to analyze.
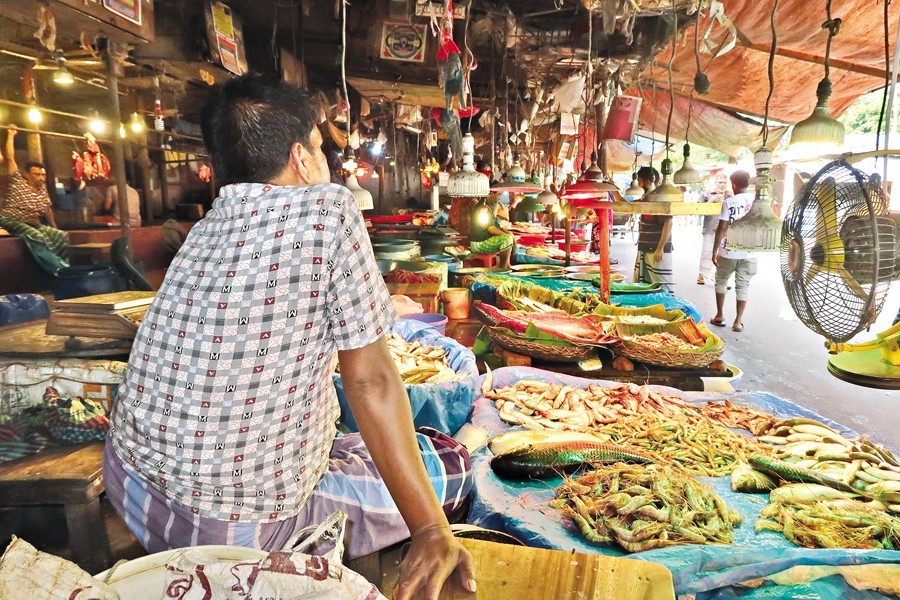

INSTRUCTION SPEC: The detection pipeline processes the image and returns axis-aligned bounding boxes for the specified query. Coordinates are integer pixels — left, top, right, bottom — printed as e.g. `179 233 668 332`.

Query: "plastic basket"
487 327 597 363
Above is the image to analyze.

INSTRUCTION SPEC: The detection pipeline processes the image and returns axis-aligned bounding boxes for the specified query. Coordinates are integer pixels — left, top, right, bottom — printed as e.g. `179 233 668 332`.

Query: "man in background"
103 179 142 227
697 172 732 285
634 166 674 292
0 124 69 274
711 170 757 332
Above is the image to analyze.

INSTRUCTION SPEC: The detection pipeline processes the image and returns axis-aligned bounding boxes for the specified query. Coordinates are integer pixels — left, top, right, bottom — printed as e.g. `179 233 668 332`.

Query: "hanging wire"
341 0 351 147
663 7 677 159
876 0 891 155
761 0 779 148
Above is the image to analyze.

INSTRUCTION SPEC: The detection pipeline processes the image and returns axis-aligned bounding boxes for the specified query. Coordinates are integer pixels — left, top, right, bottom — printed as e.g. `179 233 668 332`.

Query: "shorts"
715 256 758 301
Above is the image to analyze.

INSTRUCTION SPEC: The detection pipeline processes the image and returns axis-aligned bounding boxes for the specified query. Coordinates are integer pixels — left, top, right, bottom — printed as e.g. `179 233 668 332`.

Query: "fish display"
490 440 652 480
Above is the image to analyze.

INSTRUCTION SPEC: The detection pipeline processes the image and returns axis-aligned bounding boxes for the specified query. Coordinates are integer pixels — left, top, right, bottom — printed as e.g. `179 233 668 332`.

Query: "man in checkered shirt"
104 76 475 599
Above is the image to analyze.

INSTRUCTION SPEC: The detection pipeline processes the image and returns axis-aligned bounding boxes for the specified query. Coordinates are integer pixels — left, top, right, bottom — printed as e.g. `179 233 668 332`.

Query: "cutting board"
432 538 675 600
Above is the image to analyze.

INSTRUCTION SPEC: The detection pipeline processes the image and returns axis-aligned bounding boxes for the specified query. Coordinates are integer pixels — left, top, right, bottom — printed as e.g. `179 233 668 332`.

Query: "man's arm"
44 205 57 228
487 225 506 237
652 217 673 263
712 219 728 267
3 126 17 174
338 338 475 600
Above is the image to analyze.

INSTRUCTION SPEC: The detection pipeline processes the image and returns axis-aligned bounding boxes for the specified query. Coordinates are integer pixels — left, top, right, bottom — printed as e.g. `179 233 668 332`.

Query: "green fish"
749 455 858 495
490 441 653 480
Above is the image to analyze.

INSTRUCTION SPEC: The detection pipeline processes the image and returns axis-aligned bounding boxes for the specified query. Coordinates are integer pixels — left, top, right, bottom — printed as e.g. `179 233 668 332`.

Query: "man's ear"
290 142 317 185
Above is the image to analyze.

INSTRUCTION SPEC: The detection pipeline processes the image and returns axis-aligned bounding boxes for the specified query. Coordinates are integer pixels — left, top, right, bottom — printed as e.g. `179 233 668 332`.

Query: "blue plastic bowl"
423 254 455 263
399 313 449 335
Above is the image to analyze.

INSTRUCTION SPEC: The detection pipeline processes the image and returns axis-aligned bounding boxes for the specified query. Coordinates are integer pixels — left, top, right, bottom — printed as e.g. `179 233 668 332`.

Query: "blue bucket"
399 313 449 335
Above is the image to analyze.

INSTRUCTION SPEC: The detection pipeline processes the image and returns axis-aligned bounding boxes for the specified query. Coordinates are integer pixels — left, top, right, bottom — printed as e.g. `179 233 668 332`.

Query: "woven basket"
488 327 597 363
613 333 725 369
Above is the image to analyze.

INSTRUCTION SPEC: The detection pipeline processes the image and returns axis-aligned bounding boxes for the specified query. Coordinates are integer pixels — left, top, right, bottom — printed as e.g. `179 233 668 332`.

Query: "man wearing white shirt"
710 171 757 332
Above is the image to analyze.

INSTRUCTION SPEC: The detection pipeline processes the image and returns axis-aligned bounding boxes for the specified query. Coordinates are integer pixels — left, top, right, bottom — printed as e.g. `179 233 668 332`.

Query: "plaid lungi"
103 427 472 559
469 233 513 255
0 216 69 274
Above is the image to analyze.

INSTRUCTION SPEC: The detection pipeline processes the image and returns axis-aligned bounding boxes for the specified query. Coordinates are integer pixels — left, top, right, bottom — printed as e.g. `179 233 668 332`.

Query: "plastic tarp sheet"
333 319 478 436
466 367 900 599
469 272 703 322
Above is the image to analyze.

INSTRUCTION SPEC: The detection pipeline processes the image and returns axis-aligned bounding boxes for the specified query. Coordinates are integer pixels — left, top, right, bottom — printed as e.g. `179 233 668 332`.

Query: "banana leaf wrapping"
612 320 725 368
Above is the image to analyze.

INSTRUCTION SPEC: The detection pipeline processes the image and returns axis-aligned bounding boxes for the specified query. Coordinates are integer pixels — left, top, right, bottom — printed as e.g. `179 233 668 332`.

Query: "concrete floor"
609 219 900 448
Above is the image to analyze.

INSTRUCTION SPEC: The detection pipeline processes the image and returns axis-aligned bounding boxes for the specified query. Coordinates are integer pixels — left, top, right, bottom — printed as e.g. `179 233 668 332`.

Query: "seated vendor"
0 125 69 274
104 76 475 599
470 195 513 269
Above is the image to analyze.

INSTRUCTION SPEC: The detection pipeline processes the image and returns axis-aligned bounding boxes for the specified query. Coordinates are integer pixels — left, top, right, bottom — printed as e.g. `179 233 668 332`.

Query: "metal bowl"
376 259 432 276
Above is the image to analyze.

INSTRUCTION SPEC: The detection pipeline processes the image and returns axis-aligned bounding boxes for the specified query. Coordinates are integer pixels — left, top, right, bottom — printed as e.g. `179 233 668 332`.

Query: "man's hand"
651 247 664 264
394 526 476 600
712 252 720 267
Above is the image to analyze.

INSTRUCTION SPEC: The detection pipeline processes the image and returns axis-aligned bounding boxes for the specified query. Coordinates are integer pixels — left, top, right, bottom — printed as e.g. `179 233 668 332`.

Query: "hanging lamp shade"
789 86 845 146
490 155 544 194
561 154 623 202
727 147 782 252
538 188 558 206
447 133 490 198
644 158 684 203
52 65 75 86
517 194 546 214
625 172 643 200
344 174 373 211
673 143 703 184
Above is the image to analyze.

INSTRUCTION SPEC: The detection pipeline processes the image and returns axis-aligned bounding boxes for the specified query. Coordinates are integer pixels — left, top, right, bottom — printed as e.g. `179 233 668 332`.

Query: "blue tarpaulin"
466 367 900 599
333 319 478 435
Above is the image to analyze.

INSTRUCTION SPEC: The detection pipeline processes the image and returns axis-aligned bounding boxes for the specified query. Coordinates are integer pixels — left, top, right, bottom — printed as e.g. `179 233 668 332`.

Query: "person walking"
711 170 757 332
633 166 674 292
697 172 732 284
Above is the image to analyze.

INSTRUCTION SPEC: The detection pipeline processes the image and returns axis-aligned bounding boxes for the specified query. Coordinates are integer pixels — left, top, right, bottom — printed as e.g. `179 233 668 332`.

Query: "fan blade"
834 265 870 303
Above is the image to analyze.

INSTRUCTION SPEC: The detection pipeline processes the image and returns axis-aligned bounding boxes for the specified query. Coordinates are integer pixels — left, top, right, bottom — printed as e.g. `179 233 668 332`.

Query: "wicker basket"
487 327 597 363
613 332 725 368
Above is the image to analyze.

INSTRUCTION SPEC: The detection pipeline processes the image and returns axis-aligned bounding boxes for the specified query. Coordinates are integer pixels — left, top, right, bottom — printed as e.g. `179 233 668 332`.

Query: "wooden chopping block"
437 538 675 600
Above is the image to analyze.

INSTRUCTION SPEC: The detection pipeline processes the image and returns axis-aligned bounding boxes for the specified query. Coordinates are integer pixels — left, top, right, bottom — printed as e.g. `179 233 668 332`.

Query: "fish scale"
491 441 653 480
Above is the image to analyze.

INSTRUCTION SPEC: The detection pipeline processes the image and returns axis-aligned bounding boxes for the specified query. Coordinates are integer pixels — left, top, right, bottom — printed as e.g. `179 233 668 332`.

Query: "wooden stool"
463 254 498 269
0 443 110 572
68 242 112 265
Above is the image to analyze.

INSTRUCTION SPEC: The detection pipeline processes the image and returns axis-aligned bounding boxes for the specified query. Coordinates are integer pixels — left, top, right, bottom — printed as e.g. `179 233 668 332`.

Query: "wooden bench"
0 442 109 572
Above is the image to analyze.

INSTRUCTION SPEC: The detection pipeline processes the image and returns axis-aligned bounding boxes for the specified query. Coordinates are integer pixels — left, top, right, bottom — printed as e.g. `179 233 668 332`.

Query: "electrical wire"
341 0 350 148
664 6 677 159
761 0 779 148
876 0 891 154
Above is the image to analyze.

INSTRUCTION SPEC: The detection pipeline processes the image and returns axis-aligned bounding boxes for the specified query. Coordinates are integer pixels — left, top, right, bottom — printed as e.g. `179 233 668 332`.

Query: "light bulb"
474 205 491 226
27 107 42 124
52 66 74 86
89 112 106 135
355 166 366 178
129 112 144 133
372 141 383 155
119 124 126 138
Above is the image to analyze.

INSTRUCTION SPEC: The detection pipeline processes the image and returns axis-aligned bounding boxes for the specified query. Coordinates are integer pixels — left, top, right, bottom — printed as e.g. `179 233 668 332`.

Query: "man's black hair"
636 166 659 185
730 170 751 192
200 75 320 185
24 162 44 172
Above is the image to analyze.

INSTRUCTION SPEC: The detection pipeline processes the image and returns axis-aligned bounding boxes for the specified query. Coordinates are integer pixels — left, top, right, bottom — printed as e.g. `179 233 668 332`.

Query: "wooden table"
0 443 110 572
534 358 732 391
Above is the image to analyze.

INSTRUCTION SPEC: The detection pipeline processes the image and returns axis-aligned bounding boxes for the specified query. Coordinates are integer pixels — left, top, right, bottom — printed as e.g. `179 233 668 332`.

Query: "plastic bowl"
558 240 590 252
400 312 449 334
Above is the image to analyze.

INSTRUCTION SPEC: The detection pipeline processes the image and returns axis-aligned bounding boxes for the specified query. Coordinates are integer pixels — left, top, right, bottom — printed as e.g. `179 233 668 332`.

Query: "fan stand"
827 322 900 390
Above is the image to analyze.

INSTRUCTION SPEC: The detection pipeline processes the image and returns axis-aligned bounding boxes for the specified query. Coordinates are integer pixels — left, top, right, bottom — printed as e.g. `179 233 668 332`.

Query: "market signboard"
202 0 248 75
380 23 427 63
102 0 141 25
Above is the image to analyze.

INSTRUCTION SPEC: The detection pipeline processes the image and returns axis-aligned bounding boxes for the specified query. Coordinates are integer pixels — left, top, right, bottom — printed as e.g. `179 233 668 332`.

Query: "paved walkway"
609 219 900 447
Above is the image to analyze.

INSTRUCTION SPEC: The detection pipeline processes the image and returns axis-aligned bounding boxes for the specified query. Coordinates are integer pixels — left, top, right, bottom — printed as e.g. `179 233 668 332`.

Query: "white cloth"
717 191 755 260
105 184 142 227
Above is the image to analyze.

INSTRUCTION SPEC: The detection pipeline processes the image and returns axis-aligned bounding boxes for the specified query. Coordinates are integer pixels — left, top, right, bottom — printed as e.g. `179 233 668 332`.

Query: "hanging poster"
560 113 580 136
603 96 642 143
380 23 427 63
102 0 141 25
217 35 241 75
211 2 235 40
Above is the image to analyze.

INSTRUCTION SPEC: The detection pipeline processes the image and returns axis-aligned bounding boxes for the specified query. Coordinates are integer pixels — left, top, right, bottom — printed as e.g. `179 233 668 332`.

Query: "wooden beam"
740 42 889 80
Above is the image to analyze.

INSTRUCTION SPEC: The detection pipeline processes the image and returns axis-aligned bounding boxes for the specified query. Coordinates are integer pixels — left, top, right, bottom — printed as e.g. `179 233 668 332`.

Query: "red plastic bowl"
559 240 590 252
517 234 549 247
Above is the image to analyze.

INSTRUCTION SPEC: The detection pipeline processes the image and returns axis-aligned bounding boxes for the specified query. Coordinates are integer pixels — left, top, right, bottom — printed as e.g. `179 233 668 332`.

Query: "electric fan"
781 157 900 389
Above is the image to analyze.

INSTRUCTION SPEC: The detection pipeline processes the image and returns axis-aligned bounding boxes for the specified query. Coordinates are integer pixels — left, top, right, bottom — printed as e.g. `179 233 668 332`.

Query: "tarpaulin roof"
635 87 789 157
644 0 900 125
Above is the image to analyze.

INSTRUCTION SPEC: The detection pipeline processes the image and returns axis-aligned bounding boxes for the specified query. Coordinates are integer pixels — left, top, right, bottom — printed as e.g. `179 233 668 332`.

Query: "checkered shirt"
109 182 396 522
0 171 50 224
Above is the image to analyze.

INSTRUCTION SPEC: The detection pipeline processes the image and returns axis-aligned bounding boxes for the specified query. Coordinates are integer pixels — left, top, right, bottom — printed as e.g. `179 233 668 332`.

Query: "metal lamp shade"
537 189 558 206
790 94 845 147
726 195 782 252
625 174 644 200
644 158 684 203
345 174 374 211
448 133 491 198
490 156 544 194
673 144 702 184
517 195 546 213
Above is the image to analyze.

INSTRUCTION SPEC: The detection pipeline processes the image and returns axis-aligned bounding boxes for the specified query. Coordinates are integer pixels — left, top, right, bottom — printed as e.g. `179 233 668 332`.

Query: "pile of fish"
488 430 652 480
551 463 743 553
622 332 703 350
698 400 777 436
484 379 768 476
753 418 900 512
756 485 900 550
385 334 464 384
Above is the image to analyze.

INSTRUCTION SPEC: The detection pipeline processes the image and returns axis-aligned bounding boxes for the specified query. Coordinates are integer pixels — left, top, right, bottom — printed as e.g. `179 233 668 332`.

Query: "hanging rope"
761 0 779 148
664 7 677 160
876 0 892 154
341 0 351 148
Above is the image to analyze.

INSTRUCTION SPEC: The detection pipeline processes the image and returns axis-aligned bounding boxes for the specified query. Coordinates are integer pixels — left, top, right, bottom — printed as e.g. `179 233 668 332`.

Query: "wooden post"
21 66 42 165
103 42 131 239
598 206 611 303
377 165 385 214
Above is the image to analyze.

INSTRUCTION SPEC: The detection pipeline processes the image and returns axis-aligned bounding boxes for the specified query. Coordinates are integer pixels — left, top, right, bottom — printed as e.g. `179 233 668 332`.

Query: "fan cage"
780 160 895 343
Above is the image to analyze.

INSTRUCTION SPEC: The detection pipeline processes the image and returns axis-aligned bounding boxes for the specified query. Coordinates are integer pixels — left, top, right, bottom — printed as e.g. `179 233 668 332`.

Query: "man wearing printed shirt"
104 77 475 600
0 125 69 274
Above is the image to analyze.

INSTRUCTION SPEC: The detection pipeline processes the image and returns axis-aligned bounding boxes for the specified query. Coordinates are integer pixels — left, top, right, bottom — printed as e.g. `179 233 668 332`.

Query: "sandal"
696 276 705 285
710 318 726 327
732 324 744 332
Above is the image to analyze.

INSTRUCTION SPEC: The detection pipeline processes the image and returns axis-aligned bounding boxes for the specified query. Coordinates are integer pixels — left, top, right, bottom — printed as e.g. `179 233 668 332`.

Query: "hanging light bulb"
644 158 684 203
119 124 126 138
342 146 358 171
344 173 373 211
27 107 42 124
52 63 74 86
625 172 643 200
790 7 844 147
447 133 490 198
673 143 702 184
129 112 145 134
89 111 106 135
